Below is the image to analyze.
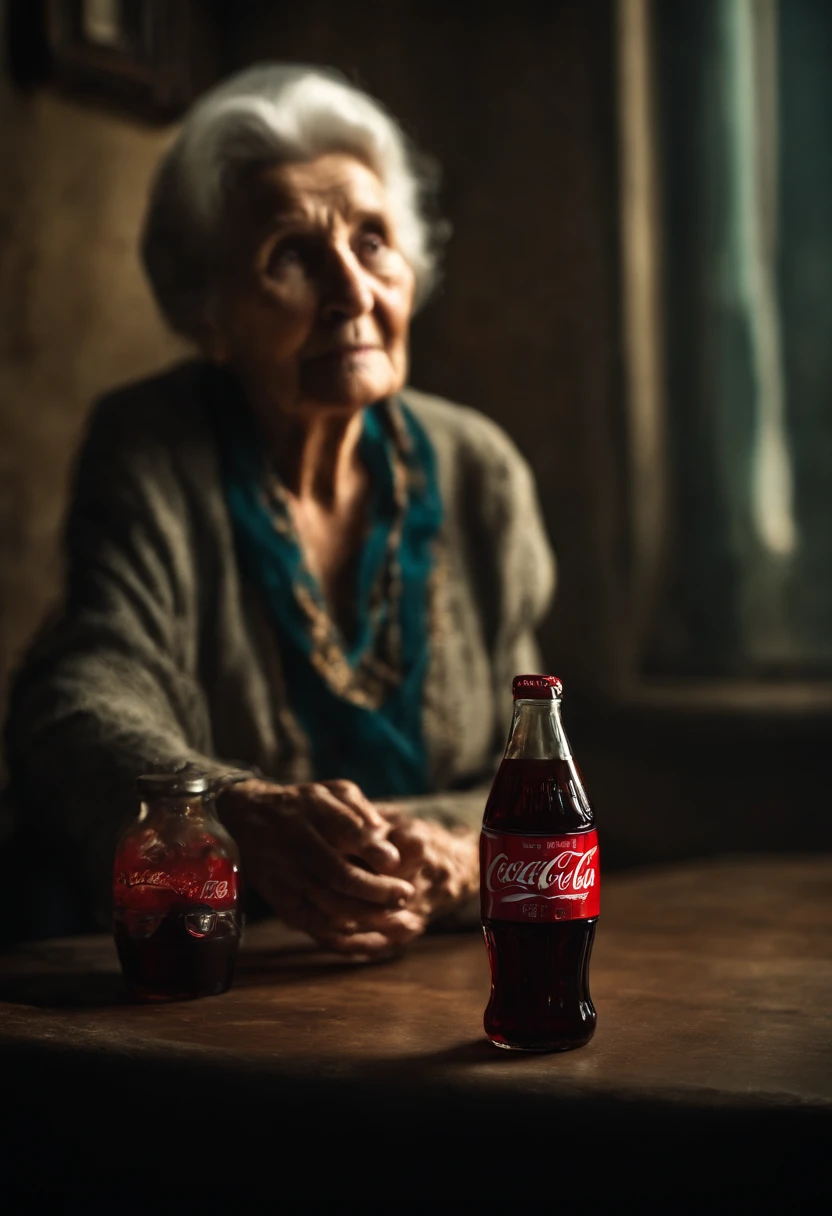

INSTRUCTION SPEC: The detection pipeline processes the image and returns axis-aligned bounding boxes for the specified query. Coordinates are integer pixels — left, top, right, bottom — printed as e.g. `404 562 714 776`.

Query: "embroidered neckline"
254 397 415 711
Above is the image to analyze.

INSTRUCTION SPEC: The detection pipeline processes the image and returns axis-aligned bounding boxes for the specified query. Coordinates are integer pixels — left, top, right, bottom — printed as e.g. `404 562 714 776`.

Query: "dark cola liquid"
482 756 597 1051
113 906 241 1001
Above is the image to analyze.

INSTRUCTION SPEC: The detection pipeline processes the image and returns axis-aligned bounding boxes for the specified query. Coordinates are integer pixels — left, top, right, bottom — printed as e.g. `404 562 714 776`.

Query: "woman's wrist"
216 777 268 836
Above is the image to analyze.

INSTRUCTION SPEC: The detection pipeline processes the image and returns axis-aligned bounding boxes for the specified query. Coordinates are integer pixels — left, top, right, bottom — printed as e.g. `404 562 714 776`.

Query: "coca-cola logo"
114 872 233 900
199 879 229 899
480 829 600 922
116 869 185 895
486 846 597 903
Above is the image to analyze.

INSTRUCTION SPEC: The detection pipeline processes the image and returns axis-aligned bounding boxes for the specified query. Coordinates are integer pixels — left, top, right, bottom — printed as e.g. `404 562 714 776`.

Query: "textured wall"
0 84 188 740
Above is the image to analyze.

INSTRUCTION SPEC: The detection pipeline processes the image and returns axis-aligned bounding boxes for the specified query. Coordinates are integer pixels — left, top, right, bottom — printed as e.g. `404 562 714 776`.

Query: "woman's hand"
377 809 480 931
218 777 424 957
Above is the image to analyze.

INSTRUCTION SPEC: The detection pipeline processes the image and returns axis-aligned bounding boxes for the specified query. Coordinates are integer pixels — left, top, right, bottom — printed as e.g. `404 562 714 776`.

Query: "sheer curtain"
634 0 832 680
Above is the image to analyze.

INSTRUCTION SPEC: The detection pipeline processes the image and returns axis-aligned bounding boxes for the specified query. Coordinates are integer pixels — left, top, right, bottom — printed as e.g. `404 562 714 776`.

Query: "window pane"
645 0 832 678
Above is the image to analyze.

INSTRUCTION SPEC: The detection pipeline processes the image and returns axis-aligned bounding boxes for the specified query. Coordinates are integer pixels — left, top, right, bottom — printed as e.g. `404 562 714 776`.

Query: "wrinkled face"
206 152 416 417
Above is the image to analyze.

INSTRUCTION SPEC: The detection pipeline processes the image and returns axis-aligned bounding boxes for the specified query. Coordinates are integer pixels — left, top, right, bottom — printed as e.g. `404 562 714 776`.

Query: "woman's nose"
319 245 375 322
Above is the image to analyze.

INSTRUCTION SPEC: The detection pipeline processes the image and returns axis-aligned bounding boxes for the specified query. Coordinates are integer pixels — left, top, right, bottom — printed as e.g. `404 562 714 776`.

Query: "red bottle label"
480 828 600 921
113 856 239 912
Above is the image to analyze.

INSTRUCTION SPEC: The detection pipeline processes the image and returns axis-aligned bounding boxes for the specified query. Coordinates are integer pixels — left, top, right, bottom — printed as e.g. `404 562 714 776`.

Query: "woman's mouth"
305 345 383 363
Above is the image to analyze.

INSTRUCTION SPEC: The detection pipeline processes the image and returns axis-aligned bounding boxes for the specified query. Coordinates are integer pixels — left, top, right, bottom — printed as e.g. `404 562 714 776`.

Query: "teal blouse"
224 397 443 798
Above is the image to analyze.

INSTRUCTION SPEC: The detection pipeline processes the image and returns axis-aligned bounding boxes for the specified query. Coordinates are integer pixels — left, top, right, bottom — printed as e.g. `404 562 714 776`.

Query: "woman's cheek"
387 281 416 334
259 274 314 313
251 287 317 348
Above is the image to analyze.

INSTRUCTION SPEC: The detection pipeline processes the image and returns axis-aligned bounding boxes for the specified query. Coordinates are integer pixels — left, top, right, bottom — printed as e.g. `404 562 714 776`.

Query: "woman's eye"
266 240 306 276
358 231 388 261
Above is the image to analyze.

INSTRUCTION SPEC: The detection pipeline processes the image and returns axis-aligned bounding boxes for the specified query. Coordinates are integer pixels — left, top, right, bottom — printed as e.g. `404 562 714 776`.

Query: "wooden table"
2 854 830 1207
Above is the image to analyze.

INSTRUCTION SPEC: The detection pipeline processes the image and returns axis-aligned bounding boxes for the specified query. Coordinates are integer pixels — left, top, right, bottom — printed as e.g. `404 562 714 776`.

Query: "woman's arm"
5 386 416 942
3 393 250 925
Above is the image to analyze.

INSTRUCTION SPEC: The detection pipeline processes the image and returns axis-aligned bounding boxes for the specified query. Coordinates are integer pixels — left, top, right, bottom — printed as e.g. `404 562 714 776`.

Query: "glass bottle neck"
138 794 220 825
503 698 571 761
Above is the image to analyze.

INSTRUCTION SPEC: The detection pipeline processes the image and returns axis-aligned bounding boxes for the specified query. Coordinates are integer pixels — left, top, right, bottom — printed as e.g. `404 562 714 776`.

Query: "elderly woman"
4 64 555 954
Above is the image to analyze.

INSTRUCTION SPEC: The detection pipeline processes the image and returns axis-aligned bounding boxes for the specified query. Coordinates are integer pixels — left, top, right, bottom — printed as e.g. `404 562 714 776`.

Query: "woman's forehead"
232 154 388 227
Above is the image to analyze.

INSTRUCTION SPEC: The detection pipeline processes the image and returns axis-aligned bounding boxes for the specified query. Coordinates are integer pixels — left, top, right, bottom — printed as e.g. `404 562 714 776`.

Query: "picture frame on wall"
12 0 224 120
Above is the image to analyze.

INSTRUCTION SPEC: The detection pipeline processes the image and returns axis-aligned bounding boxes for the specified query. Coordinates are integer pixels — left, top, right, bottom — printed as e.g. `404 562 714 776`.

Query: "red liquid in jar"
113 828 241 1002
113 905 241 1001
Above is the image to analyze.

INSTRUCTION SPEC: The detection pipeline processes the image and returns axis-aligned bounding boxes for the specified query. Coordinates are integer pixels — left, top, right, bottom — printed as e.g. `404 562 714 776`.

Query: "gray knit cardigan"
4 361 556 923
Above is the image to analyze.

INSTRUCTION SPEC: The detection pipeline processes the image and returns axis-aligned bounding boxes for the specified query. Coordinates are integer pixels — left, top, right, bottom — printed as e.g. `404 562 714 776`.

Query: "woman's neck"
239 383 368 509
267 409 366 509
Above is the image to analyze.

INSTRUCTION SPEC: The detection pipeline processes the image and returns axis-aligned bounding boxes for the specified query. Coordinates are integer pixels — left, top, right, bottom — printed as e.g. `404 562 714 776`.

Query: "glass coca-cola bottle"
480 675 599 1051
112 772 243 1001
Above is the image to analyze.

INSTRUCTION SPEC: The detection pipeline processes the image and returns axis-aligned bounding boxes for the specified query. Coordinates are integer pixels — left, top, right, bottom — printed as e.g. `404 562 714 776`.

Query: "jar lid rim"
135 772 212 797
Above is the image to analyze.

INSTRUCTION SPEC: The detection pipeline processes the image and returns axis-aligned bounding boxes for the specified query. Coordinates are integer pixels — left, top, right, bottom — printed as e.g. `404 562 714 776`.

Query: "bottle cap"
512 674 563 700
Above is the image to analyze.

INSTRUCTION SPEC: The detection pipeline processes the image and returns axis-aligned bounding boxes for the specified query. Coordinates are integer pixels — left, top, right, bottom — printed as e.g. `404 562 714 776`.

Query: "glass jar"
112 772 243 1001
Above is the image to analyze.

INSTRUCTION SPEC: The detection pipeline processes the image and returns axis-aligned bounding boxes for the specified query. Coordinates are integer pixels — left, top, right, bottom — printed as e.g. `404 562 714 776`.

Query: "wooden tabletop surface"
2 853 831 1205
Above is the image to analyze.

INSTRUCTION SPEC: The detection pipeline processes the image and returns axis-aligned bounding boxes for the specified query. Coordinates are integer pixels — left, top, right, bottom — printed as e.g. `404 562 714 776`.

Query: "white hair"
141 63 448 340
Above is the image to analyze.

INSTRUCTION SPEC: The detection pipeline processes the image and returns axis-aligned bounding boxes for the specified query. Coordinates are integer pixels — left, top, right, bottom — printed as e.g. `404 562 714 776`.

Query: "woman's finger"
307 885 426 937
347 838 402 874
316 781 403 871
309 919 425 957
284 887 426 955
242 826 416 911
220 779 415 908
299 784 403 875
382 818 435 878
320 850 416 906
321 780 390 834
